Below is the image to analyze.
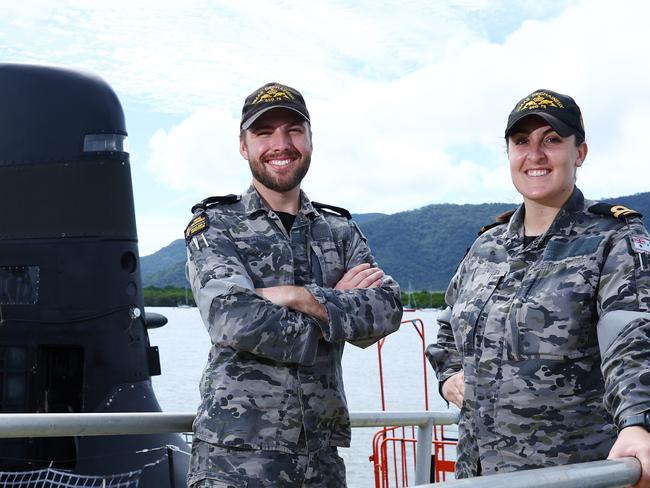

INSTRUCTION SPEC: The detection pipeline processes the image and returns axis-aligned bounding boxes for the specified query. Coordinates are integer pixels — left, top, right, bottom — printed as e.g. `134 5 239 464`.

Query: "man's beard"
249 152 311 193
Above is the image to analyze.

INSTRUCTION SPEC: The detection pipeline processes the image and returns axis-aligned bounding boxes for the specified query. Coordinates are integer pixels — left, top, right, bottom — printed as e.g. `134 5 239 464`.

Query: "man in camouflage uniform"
185 82 402 487
427 89 650 483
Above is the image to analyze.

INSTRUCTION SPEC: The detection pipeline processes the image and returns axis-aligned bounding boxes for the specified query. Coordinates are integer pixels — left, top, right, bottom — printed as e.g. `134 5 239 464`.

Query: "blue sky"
2 0 649 255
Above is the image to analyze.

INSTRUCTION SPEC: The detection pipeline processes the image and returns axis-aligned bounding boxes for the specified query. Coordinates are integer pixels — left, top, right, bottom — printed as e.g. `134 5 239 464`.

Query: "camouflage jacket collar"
241 185 319 224
504 187 584 254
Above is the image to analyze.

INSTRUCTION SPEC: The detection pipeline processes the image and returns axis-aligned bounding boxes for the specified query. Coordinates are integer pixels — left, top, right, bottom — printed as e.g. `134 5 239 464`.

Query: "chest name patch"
543 236 603 261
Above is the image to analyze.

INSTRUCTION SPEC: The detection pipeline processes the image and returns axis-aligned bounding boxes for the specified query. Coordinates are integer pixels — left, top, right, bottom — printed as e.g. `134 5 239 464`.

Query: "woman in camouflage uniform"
427 89 650 486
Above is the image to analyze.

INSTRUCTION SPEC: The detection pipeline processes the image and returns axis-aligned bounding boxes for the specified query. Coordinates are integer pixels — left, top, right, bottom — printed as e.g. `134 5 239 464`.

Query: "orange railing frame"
371 316 457 487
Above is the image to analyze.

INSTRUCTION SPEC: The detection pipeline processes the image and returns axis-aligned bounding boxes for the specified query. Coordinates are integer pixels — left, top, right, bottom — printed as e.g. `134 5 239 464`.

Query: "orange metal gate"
370 317 457 487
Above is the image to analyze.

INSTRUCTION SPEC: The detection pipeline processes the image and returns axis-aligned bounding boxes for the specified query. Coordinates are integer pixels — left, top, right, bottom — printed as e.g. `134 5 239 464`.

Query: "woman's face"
508 116 588 208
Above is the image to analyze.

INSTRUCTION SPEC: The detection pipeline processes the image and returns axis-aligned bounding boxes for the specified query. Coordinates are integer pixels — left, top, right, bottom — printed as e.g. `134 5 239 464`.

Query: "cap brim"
241 105 310 130
505 111 574 138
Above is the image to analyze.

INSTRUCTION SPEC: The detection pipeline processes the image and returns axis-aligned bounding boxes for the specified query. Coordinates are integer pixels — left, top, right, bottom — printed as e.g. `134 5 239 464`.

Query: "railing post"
414 418 434 485
167 446 176 488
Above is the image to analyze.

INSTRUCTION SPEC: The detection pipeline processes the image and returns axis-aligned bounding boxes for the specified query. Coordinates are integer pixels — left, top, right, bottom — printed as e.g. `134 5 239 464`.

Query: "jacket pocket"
508 258 599 360
451 270 505 356
232 235 293 287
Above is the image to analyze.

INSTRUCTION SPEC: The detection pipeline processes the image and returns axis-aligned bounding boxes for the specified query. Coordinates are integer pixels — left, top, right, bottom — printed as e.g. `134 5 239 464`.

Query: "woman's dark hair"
495 209 516 223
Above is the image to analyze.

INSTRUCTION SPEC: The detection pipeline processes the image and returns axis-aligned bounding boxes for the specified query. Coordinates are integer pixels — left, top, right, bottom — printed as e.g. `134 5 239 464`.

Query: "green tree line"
401 290 446 309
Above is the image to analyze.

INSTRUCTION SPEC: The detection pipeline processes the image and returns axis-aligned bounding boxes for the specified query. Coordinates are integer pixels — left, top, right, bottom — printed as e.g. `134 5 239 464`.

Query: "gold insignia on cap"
253 85 295 105
611 205 637 218
516 91 565 112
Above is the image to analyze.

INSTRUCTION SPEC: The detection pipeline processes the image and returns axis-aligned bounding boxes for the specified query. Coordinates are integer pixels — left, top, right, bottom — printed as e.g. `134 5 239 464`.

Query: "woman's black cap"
505 89 585 139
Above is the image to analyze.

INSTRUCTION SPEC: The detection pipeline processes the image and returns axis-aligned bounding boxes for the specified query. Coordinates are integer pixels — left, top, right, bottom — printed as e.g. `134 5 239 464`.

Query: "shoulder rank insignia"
185 213 209 249
588 203 643 219
478 222 502 235
312 201 352 219
191 194 240 214
479 209 516 235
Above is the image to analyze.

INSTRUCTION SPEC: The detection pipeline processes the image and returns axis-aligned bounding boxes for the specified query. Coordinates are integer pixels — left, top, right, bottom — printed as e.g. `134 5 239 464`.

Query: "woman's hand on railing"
608 426 650 488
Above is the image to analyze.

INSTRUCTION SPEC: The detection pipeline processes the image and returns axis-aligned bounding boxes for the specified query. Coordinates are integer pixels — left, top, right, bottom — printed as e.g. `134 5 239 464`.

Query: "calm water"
148 307 453 488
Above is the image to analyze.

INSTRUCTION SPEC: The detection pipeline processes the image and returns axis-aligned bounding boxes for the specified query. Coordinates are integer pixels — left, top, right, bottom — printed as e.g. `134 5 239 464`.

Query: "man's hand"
441 371 464 409
256 285 327 323
608 426 650 488
255 263 384 329
335 263 384 290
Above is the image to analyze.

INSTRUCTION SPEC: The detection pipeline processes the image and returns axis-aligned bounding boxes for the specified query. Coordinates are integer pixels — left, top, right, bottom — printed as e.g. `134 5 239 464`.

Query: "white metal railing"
0 410 451 485
0 412 193 438
0 411 641 488
0 412 450 483
413 457 641 488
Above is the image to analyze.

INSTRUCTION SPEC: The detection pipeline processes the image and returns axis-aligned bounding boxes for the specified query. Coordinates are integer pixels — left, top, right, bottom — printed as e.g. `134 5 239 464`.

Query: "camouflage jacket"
427 188 650 477
186 186 402 454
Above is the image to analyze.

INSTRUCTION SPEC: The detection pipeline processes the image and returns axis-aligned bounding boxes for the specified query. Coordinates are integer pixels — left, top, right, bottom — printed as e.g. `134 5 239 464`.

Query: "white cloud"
580 106 650 199
3 0 650 251
146 108 250 195
0 1 558 112
148 0 650 213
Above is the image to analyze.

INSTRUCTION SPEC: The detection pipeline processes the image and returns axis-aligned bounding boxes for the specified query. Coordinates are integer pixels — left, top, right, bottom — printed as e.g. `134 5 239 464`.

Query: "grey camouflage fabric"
188 438 346 487
186 186 402 484
426 188 650 477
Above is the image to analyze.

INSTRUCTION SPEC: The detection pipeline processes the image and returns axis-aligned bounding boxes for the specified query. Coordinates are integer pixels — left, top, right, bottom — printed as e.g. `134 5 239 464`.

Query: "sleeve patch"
185 213 208 242
631 236 650 253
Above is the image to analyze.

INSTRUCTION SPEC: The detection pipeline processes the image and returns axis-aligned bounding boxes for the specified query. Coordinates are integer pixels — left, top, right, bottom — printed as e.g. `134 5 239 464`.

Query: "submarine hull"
0 63 189 486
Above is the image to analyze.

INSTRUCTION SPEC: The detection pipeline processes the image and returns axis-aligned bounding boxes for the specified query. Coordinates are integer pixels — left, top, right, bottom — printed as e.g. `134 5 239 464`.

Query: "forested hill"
141 192 650 291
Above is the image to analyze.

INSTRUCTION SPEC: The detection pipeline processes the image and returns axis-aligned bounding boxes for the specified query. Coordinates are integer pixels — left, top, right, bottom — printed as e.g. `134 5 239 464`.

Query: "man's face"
239 109 312 194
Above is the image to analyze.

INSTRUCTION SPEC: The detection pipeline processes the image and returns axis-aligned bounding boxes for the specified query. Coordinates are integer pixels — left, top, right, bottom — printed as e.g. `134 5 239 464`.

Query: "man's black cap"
240 82 310 130
505 89 585 139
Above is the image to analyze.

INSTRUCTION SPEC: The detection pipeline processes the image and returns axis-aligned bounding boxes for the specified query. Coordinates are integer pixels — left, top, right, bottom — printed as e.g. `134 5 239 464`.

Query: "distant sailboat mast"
177 284 192 308
405 281 416 311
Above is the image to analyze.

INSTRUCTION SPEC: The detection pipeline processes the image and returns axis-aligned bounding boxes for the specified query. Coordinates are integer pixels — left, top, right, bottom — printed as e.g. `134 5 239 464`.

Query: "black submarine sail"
0 64 189 486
